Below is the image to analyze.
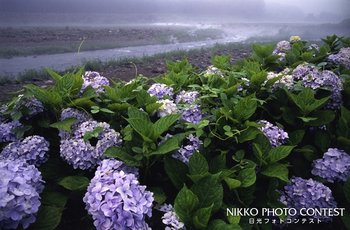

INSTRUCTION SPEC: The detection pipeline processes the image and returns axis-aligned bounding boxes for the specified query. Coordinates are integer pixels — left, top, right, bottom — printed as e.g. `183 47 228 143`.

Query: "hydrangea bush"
0 35 350 229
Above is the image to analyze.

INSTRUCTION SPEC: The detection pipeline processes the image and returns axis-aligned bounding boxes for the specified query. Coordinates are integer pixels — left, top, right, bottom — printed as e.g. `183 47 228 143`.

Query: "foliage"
0 35 350 230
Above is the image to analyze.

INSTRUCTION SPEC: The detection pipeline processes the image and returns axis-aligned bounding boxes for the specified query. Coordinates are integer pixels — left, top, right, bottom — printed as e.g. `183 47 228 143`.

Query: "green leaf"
224 177 242 190
308 110 336 126
238 168 256 188
100 108 115 114
164 157 189 189
288 130 305 145
189 151 209 175
233 96 257 121
104 147 141 167
268 146 295 163
127 107 155 142
341 211 350 230
191 174 223 212
31 205 63 230
149 187 167 204
193 204 213 229
298 116 318 122
150 137 179 155
83 126 104 141
238 127 260 143
46 68 62 81
261 163 289 182
58 176 90 191
41 191 68 208
174 185 200 224
49 118 77 132
208 219 242 230
344 178 350 203
154 114 180 137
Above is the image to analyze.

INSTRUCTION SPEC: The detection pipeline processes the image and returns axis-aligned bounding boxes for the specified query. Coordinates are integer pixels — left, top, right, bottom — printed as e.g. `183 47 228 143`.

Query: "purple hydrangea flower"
279 177 337 221
159 204 185 230
147 83 174 99
10 95 44 119
59 108 92 139
157 99 179 117
181 105 202 124
0 120 22 143
1 135 49 167
172 134 202 164
312 148 350 183
293 65 343 109
328 47 350 69
60 121 122 170
275 40 291 52
83 159 153 230
258 120 288 147
0 159 44 229
175 91 200 104
81 71 110 93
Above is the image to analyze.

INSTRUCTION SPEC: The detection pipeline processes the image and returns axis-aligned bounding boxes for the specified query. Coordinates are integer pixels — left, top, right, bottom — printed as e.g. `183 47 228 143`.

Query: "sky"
0 0 349 23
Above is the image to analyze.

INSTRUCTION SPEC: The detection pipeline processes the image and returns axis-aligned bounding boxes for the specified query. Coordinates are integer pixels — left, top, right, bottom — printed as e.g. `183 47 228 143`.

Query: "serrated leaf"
268 146 295 163
46 68 62 81
58 176 89 191
238 168 256 188
154 114 180 137
193 204 213 229
49 118 77 132
233 96 257 121
83 126 103 141
191 174 223 212
104 147 141 167
261 163 289 182
189 151 209 175
31 205 63 230
224 177 242 190
164 157 189 189
149 137 179 156
174 185 199 224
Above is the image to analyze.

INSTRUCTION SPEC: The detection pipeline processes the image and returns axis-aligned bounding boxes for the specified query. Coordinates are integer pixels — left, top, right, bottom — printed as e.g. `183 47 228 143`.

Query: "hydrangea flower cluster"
172 134 202 164
328 47 350 69
289 36 301 43
311 148 350 183
273 40 291 62
81 71 110 93
83 159 153 230
279 177 337 221
0 159 44 229
292 64 343 109
258 120 288 147
148 83 174 99
175 91 199 104
265 69 294 90
0 120 22 143
204 65 224 78
1 135 49 167
159 204 185 230
181 105 202 124
59 108 92 139
60 120 122 170
12 95 44 118
157 99 179 117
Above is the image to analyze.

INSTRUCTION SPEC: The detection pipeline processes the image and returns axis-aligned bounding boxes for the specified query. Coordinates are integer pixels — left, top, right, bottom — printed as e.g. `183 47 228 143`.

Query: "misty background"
1 0 350 26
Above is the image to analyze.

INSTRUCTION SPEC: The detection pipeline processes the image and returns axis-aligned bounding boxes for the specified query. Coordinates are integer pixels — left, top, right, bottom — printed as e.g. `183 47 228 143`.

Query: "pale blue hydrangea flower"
59 108 92 139
172 134 202 164
175 91 200 104
280 177 337 221
312 148 350 183
258 120 288 147
60 121 122 170
328 47 350 69
147 83 174 99
81 71 110 93
1 135 49 167
157 99 179 117
83 159 153 230
0 120 22 143
181 105 202 124
275 40 291 52
11 95 44 119
159 204 185 230
204 65 224 78
0 159 44 229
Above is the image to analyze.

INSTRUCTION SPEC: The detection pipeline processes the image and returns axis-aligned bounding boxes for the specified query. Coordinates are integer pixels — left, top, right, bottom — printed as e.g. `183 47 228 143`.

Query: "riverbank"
0 42 251 102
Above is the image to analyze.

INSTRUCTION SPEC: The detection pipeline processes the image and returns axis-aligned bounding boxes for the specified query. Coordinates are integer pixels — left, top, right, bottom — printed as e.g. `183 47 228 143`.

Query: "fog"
1 0 349 25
